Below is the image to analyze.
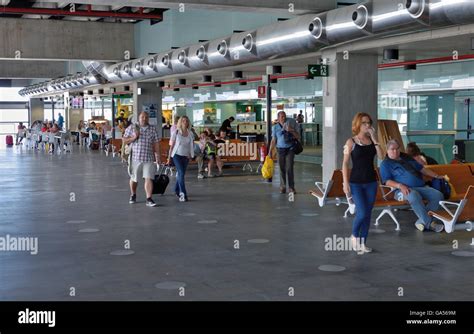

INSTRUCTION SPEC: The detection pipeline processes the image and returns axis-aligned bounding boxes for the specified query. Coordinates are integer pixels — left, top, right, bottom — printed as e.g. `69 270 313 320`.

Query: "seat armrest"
380 185 397 200
439 200 462 207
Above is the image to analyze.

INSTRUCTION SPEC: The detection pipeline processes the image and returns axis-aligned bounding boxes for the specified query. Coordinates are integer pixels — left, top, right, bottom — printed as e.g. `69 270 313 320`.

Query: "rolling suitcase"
153 164 169 195
6 135 14 146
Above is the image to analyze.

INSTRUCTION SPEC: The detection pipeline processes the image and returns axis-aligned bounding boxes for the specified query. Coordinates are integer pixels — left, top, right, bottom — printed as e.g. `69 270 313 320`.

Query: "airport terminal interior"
1 0 474 301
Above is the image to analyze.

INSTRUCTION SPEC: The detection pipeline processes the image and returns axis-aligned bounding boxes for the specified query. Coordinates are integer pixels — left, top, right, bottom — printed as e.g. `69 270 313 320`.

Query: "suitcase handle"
156 163 168 176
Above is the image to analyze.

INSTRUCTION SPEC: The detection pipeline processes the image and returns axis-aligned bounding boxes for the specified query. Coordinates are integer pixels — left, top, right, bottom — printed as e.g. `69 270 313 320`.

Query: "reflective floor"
0 145 473 301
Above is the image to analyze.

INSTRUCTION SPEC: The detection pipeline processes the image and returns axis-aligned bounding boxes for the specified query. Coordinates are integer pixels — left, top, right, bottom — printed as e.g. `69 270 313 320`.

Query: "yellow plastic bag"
262 156 274 179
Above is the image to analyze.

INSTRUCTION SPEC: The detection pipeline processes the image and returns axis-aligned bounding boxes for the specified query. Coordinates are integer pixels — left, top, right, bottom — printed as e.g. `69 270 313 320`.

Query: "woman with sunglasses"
342 113 384 255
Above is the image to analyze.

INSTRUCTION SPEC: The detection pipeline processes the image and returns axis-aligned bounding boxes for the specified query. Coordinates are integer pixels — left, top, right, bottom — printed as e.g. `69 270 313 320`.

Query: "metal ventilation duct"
20 0 474 97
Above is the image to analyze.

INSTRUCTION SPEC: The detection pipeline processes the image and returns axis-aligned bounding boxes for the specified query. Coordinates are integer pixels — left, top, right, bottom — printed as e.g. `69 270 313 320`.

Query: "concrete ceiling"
21 0 343 14
0 1 165 23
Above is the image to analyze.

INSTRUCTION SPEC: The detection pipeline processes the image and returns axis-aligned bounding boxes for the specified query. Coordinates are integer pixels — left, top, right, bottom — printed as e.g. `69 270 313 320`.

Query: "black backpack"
429 178 451 200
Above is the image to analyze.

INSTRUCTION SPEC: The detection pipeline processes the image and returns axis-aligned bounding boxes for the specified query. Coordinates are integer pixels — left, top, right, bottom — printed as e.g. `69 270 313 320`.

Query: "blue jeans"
350 182 378 243
397 186 443 228
173 154 189 197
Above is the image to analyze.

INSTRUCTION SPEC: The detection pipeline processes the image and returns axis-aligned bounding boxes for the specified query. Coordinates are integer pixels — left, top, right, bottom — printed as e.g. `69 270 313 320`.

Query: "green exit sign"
308 64 329 78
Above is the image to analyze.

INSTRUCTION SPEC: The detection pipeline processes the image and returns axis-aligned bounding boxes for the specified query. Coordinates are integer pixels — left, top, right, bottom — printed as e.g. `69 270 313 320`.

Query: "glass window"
0 109 28 122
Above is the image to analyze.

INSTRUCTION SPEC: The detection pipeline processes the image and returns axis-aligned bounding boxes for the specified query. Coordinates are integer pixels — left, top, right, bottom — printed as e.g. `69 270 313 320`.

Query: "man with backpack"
268 111 300 194
380 139 447 233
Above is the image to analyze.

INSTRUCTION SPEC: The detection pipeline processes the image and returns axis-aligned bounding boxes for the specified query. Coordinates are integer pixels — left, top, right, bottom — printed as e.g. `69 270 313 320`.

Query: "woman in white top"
169 116 195 202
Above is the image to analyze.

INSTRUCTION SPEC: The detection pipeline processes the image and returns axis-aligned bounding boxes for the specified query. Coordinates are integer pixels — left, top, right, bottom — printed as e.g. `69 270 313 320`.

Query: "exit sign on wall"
308 64 329 78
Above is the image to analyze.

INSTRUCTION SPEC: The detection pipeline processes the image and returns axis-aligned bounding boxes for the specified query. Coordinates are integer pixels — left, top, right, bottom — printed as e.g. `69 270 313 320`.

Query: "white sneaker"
415 222 425 231
197 174 205 179
351 236 361 253
360 244 373 253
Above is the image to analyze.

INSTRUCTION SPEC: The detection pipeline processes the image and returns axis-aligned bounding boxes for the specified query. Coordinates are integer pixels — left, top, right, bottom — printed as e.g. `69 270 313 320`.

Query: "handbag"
291 139 303 155
124 143 132 155
429 178 451 200
279 123 303 155
124 124 140 156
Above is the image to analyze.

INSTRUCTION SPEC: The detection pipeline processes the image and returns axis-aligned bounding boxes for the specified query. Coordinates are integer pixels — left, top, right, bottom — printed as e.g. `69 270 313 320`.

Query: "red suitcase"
6 135 14 146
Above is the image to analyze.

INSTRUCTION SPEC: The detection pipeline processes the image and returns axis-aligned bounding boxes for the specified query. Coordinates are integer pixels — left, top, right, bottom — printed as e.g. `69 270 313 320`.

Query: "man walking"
269 111 300 194
123 111 161 207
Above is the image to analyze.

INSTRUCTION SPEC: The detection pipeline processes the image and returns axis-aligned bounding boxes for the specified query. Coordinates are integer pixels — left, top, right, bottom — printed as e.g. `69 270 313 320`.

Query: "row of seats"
158 138 265 173
310 164 474 233
25 130 73 154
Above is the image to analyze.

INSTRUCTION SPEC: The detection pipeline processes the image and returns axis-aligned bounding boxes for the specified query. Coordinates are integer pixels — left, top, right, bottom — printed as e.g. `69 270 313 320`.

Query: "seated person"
380 139 446 233
86 121 97 132
203 127 213 137
219 116 234 137
101 120 112 149
213 130 227 176
49 124 60 153
16 122 26 145
205 134 218 177
86 122 99 145
406 142 438 166
204 116 213 124
196 132 208 179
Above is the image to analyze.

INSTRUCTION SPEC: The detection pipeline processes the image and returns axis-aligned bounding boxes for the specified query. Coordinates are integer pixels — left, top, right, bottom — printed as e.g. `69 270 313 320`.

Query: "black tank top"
349 138 377 184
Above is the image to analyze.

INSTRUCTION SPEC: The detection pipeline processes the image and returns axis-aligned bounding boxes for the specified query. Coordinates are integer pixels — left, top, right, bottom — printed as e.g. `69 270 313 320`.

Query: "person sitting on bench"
380 139 446 233
406 142 438 166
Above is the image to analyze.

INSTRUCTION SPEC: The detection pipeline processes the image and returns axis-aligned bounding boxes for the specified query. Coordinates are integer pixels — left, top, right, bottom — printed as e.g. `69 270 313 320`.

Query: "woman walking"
342 113 384 254
169 116 195 202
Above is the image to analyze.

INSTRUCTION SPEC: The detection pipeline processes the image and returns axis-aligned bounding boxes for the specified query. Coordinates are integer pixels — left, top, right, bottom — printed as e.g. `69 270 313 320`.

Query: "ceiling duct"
133 59 145 76
122 62 133 79
20 0 474 97
406 0 426 19
146 55 158 73
435 0 474 25
171 48 191 72
161 54 171 67
353 5 370 30
370 0 429 35
196 45 207 61
326 4 372 44
308 17 328 44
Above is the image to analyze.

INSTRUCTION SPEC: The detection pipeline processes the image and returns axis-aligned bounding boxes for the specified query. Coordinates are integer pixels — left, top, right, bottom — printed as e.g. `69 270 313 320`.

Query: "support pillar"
29 98 44 124
321 52 378 181
133 82 163 134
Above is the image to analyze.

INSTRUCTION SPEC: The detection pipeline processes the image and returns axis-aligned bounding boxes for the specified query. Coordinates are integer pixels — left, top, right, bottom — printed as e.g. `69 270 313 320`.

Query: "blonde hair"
352 112 373 136
177 116 190 133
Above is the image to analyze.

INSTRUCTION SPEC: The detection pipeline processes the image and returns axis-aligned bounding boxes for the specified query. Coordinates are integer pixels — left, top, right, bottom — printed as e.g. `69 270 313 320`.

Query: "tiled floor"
0 144 473 301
